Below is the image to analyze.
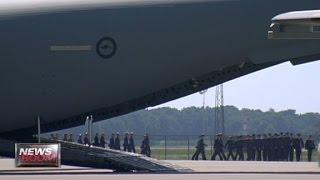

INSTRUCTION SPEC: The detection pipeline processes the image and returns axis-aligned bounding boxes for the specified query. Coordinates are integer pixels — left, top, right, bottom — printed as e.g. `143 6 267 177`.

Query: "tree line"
52 106 320 137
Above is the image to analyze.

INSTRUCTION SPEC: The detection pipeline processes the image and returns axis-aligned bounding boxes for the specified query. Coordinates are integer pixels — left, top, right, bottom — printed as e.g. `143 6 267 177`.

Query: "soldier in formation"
100 133 106 148
192 132 316 162
305 135 316 162
192 135 207 160
225 136 236 160
114 133 121 150
109 133 115 149
129 133 136 153
123 132 129 151
141 134 151 157
211 134 226 160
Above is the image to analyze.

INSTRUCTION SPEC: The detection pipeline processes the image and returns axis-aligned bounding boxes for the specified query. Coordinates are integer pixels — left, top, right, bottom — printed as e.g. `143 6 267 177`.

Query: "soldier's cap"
79 134 82 136
116 132 119 135
130 132 134 134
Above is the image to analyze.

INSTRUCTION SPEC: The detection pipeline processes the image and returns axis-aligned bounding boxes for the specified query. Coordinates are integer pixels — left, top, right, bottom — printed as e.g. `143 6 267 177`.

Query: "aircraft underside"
0 0 320 140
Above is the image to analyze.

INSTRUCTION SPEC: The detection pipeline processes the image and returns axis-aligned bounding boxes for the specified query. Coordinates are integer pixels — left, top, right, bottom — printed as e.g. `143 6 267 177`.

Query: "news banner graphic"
15 143 61 167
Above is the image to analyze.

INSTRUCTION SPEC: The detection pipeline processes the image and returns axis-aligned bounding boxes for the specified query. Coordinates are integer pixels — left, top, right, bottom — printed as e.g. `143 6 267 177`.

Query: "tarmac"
1 158 320 180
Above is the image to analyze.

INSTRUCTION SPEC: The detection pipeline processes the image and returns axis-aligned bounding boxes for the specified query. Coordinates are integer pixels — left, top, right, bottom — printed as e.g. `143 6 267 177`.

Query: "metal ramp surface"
43 139 192 173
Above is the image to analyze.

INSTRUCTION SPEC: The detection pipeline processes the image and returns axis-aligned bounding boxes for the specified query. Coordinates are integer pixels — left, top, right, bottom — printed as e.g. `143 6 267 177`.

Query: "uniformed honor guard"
84 132 90 146
293 133 304 162
128 132 136 153
114 132 121 150
93 133 99 146
77 134 83 144
305 135 316 162
123 132 129 151
68 133 74 142
288 133 294 161
211 134 226 160
256 134 263 161
191 135 207 160
109 133 115 149
63 134 68 141
235 136 244 161
50 134 55 140
100 133 106 148
225 136 235 160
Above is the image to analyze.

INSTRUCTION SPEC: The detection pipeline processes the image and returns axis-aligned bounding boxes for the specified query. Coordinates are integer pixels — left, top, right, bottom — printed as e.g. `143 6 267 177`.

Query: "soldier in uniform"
123 132 129 151
68 133 74 142
141 134 151 157
109 133 115 149
246 135 253 161
288 133 294 161
129 132 136 153
262 134 268 161
145 134 151 157
234 135 244 161
267 133 273 161
77 134 83 144
63 134 68 141
114 132 121 150
100 133 106 148
225 136 235 160
293 133 304 161
50 134 55 140
211 134 226 160
256 134 263 161
84 132 90 146
191 135 207 160
55 133 59 140
93 133 99 146
305 135 316 162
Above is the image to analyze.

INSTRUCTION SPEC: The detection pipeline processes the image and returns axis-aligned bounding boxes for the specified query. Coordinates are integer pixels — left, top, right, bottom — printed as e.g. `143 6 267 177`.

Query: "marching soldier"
100 133 106 148
262 134 268 161
288 133 294 161
235 136 244 161
293 133 304 161
211 134 226 160
68 133 74 142
305 135 316 162
77 134 83 144
50 134 55 140
93 133 99 146
256 134 263 161
109 133 115 149
123 132 129 151
246 135 254 161
55 133 59 140
84 132 90 146
63 134 68 141
115 133 121 150
129 132 136 153
145 134 151 157
191 135 207 160
141 134 151 157
225 136 235 160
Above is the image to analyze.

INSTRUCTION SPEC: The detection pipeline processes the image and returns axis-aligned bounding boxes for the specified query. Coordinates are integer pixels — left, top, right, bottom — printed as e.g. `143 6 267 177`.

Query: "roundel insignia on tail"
96 37 117 59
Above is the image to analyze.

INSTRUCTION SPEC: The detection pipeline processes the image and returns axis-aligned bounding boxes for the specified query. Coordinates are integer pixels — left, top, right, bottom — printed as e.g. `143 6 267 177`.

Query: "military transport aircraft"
0 0 319 140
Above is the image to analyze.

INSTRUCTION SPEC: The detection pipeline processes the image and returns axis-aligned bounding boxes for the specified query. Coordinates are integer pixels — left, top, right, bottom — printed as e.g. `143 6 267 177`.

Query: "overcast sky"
154 61 320 114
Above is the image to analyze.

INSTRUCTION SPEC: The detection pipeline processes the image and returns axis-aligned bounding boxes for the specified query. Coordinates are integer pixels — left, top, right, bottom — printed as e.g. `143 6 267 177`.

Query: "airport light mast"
214 84 225 135
199 89 208 134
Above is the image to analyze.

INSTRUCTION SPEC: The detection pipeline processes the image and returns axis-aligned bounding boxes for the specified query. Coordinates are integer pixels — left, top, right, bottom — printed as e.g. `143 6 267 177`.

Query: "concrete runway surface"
1 158 320 180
